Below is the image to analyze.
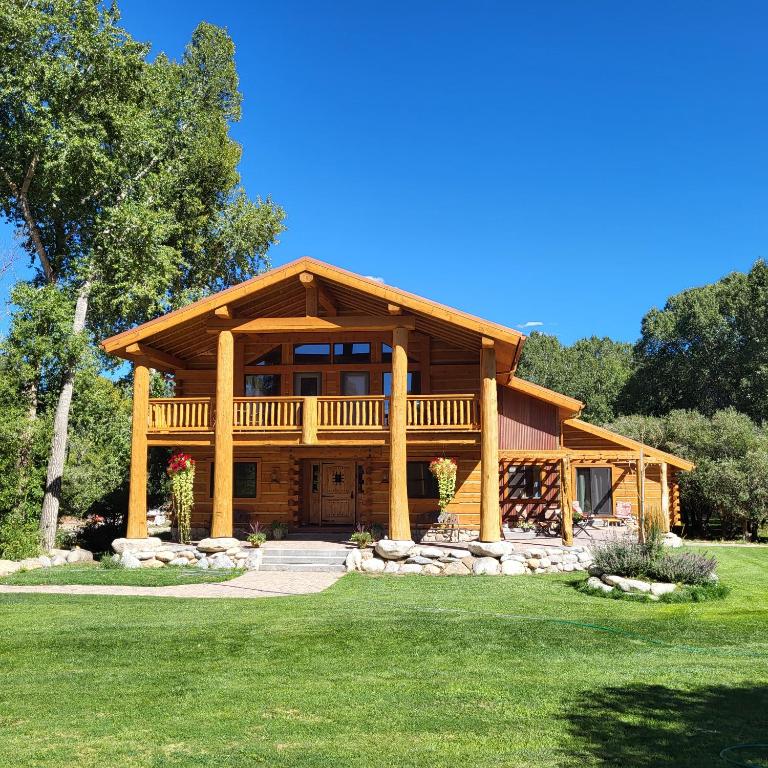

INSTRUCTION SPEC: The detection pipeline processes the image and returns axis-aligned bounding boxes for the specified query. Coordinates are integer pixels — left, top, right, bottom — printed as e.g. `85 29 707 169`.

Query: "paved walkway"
0 570 343 600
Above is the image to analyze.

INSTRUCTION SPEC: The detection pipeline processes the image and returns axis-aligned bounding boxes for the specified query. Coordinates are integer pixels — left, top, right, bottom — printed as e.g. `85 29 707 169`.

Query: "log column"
660 461 670 532
479 340 501 542
126 362 150 539
388 326 411 541
211 330 234 538
560 456 573 547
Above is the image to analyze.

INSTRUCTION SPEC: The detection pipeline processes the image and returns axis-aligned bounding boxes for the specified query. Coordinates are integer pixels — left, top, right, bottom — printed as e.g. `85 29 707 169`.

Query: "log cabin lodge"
101 257 694 546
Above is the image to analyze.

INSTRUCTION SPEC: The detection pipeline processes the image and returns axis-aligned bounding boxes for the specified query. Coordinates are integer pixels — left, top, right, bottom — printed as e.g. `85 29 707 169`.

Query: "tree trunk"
39 281 91 551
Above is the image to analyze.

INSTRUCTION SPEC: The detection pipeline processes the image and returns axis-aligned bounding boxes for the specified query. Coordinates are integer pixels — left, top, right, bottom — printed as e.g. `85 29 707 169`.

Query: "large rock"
112 537 162 555
501 559 526 576
383 561 401 574
195 557 209 570
50 555 67 567
361 557 385 573
66 548 94 564
345 549 363 572
623 578 652 594
443 560 471 576
587 576 614 593
406 555 433 566
374 539 415 560
413 546 445 559
155 550 179 563
168 557 189 567
244 551 263 571
423 564 442 575
141 558 164 569
0 559 21 576
399 563 423 574
18 558 43 571
38 555 52 568
197 537 240 553
467 541 514 559
663 533 683 548
208 553 236 569
472 557 500 575
120 552 141 569
650 582 676 596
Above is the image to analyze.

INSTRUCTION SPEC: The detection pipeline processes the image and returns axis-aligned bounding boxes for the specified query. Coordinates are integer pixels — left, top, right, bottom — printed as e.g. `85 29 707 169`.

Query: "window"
248 346 282 366
382 371 421 395
293 343 331 364
334 342 371 363
506 465 541 499
407 461 439 499
576 467 612 516
381 343 392 363
209 462 258 498
341 372 370 395
244 374 281 397
294 372 322 396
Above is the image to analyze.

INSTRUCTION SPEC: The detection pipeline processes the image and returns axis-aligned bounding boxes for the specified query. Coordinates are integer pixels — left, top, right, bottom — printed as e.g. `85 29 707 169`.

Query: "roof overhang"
504 376 583 416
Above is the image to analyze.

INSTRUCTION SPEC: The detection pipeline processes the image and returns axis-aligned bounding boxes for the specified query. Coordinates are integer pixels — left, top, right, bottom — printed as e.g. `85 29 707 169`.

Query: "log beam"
125 343 185 371
214 305 234 319
126 362 150 539
388 326 411 541
300 272 319 316
560 455 573 546
211 330 234 538
479 342 501 541
301 396 318 444
206 315 416 334
660 461 670 532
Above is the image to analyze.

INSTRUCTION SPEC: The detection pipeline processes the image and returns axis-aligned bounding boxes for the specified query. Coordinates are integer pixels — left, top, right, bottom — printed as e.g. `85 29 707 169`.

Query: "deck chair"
572 501 594 538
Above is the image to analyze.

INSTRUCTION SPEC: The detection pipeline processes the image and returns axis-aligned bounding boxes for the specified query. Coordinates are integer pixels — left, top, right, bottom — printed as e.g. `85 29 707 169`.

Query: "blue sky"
3 1 767 343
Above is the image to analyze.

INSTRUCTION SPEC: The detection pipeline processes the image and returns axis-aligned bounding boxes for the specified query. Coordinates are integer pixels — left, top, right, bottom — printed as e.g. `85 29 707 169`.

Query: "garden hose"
720 744 768 767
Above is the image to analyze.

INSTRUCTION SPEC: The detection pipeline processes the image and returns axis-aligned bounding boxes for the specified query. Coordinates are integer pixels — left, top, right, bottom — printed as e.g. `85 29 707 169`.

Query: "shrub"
269 521 289 540
0 512 40 560
649 550 718 585
350 530 373 549
370 523 385 541
247 522 267 548
591 537 657 579
99 554 123 569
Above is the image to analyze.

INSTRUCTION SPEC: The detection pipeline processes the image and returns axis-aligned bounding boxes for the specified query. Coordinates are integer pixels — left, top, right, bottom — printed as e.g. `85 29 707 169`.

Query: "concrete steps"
259 547 349 573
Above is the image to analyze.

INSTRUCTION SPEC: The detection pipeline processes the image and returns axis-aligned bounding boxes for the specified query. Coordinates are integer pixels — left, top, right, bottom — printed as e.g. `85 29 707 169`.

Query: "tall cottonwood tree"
0 1 285 549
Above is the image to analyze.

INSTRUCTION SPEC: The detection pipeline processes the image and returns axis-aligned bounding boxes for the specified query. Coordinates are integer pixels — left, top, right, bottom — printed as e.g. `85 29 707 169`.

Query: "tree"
623 260 768 420
517 332 634 423
0 1 285 549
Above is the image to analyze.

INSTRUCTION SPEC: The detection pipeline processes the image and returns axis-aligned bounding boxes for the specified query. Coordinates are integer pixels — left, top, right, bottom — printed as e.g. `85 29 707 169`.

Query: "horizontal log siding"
497 386 559 450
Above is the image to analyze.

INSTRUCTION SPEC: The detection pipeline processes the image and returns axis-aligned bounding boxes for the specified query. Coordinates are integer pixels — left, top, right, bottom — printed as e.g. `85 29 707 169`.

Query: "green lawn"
0 547 766 768
0 563 242 586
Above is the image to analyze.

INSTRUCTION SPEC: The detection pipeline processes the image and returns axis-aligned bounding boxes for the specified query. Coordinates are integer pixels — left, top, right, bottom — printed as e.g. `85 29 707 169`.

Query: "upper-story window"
381 343 392 363
245 374 280 397
333 342 371 363
293 343 331 364
249 347 282 366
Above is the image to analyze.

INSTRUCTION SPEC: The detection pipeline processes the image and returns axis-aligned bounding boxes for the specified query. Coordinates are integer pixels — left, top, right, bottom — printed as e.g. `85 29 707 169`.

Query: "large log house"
101 258 693 545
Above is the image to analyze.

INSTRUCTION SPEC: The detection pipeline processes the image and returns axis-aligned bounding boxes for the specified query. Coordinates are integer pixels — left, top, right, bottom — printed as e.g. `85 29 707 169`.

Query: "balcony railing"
146 394 480 435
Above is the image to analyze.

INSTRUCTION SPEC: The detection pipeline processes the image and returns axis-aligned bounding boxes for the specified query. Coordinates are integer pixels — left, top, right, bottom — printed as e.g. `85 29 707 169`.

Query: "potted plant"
167 451 195 544
270 521 289 540
247 522 267 548
429 457 458 522
350 529 373 549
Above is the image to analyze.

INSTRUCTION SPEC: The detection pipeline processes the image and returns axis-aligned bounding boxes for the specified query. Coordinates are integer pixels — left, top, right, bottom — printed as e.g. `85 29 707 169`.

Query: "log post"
560 455 573 547
637 450 645 543
126 362 150 539
388 326 411 541
211 330 234 538
300 272 318 316
660 461 670 532
301 396 318 445
479 339 500 542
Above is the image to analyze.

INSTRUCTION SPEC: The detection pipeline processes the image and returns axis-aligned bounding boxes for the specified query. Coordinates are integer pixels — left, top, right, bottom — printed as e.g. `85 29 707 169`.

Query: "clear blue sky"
3 0 767 343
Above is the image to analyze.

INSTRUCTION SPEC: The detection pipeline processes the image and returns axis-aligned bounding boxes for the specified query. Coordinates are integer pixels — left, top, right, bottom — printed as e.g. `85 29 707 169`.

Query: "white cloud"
517 321 544 329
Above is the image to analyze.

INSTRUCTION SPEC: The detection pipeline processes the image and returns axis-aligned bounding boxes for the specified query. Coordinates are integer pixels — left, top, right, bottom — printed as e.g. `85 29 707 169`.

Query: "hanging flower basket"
429 457 458 522
167 451 195 544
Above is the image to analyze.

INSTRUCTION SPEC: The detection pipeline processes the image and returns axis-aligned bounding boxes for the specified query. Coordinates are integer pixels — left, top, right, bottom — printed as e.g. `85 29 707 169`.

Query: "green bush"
0 513 40 560
99 554 123 569
350 530 373 549
649 550 718 585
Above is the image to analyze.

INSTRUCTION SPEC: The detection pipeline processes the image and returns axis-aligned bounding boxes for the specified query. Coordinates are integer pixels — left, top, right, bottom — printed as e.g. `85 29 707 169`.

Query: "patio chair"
533 507 560 537
572 501 594 538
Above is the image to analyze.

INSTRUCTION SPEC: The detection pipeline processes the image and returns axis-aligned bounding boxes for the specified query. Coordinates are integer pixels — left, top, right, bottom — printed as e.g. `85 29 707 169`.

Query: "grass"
0 546 766 767
0 563 243 586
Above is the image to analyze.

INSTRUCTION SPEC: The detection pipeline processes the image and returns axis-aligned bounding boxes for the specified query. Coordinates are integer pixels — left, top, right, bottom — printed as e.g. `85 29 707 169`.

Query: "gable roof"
504 376 583 415
564 418 695 471
101 257 525 370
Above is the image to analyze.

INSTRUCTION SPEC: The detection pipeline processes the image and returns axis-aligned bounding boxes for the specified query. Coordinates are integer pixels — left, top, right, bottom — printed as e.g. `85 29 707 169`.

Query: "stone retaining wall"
111 537 263 570
346 539 593 576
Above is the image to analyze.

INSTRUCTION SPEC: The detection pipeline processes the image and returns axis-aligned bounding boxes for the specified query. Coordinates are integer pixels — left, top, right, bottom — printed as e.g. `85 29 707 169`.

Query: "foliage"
0 510 40 559
167 452 195 543
649 550 718 585
429 457 458 517
99 554 123 570
623 259 768 421
579 577 728 603
269 521 289 540
247 522 266 548
370 523 385 541
350 529 373 549
517 333 634 423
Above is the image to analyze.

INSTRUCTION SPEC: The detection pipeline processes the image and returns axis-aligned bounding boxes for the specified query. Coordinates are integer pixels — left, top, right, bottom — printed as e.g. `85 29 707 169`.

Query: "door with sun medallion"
320 462 356 524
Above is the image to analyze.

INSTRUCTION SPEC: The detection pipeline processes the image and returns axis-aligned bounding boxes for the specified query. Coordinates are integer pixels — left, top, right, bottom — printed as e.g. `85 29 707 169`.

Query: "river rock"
120 552 141 569
66 548 94 564
168 557 189 567
195 557 209 569
50 554 67 567
197 537 240 553
623 578 652 593
501 559 526 576
361 557 385 573
383 561 401 574
472 556 500 575
375 539 415 560
443 560 471 576
414 546 445 559
345 549 363 571
155 550 178 563
0 559 20 576
650 582 676 596
406 556 433 566
423 564 442 575
587 576 614 593
467 541 513 558
208 553 236 569
112 537 162 554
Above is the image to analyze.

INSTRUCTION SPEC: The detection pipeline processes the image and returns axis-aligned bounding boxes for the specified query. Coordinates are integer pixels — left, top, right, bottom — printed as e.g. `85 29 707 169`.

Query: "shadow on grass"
562 683 768 767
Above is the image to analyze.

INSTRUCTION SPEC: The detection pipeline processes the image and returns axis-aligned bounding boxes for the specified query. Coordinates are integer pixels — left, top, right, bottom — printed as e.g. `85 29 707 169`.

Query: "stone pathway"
0 570 343 600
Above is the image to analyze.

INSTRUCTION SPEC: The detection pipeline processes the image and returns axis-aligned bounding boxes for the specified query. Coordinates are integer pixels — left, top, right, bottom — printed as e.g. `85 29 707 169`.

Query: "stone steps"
259 562 347 573
259 547 350 572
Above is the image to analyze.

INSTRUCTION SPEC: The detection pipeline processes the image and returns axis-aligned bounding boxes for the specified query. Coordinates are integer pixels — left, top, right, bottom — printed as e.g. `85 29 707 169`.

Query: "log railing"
233 397 303 431
146 394 480 434
406 394 479 430
148 397 213 432
317 396 386 430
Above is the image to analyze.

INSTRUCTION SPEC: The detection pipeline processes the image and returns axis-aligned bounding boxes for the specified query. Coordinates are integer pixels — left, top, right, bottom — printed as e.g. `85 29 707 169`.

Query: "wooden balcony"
147 394 480 438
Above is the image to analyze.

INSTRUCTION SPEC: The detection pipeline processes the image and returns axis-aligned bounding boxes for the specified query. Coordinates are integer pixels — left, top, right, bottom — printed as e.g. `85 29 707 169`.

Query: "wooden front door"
320 462 356 524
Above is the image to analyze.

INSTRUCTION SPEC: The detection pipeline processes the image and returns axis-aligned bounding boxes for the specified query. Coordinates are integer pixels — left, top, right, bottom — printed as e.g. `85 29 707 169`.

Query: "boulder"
345 549 363 572
169 557 189 567
195 557 209 570
208 553 235 569
0 559 20 576
577 551 593 563
361 557 385 573
111 537 162 554
650 582 676 596
472 557 500 576
443 560 471 576
623 578 652 593
155 551 178 563
562 563 575 572
50 555 67 567
120 552 141 569
467 541 513 559
18 558 43 571
525 546 548 559
587 576 614 593
141 558 164 569
38 555 52 568
375 539 415 560
244 551 262 571
501 559 526 576
399 563 423 574
383 561 401 574
66 548 94 564
538 558 551 568
602 574 628 588
405 556 433 566
413 546 445 559
197 537 240 553
663 533 683 548
423 564 442 575
133 550 158 561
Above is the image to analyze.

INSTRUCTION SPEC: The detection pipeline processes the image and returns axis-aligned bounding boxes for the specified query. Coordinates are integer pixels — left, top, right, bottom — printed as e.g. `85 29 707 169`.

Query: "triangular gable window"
247 346 282 366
